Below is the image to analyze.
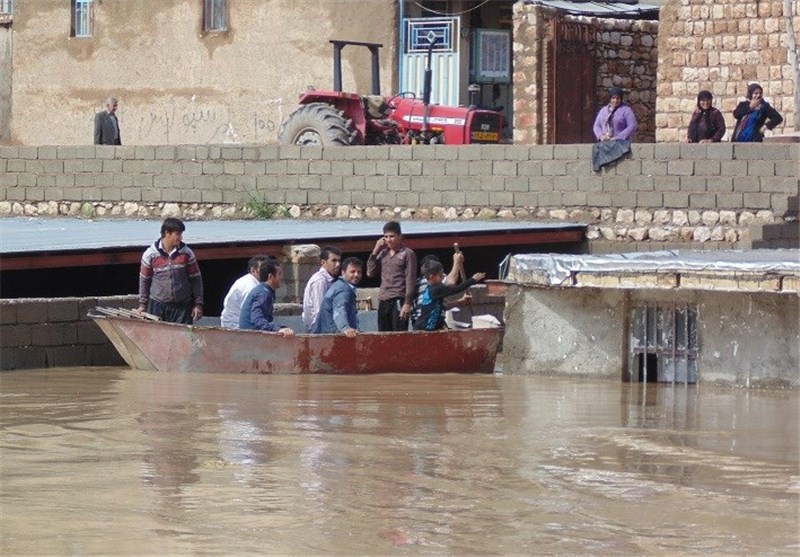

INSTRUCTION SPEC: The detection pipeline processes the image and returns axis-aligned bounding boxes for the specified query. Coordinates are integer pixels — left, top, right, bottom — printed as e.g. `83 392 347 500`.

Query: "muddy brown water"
1 368 798 556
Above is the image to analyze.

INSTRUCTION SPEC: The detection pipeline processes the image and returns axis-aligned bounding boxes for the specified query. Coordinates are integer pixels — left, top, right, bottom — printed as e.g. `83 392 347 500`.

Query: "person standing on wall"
94 97 122 145
366 221 417 332
138 217 204 324
731 83 783 143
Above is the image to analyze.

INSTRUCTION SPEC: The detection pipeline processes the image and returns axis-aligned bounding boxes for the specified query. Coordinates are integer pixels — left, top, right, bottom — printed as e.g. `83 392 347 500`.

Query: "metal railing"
0 0 13 15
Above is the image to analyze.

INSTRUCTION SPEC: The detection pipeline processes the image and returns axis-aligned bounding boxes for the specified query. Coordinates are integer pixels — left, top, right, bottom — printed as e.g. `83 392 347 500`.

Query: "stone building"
657 0 799 141
512 0 660 144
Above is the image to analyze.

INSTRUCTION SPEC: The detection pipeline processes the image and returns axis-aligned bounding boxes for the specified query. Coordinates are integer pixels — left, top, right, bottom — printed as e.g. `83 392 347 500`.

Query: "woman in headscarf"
731 83 783 142
686 90 726 143
592 86 638 142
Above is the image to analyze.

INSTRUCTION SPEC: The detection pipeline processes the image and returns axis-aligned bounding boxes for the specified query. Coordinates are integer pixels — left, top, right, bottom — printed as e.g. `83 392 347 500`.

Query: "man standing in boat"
138 217 204 324
239 258 294 337
220 254 271 329
301 246 342 332
366 221 417 332
313 257 362 338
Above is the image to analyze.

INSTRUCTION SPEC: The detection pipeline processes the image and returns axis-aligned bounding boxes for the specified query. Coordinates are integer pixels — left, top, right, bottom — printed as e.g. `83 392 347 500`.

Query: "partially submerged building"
500 250 800 388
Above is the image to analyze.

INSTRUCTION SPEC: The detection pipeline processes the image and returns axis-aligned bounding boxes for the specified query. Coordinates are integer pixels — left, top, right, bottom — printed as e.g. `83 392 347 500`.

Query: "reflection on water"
1 368 797 555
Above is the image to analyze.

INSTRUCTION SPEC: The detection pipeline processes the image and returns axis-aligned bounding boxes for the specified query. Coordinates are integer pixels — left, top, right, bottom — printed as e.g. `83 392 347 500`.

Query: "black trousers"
377 297 408 332
147 299 194 324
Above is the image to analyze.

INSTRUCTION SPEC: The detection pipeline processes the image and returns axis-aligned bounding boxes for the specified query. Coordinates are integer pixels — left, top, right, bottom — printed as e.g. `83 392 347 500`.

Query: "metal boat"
89 307 502 374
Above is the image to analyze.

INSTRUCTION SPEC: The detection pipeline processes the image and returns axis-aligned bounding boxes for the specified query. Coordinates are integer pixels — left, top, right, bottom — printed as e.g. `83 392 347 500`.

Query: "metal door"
552 20 595 144
401 17 460 107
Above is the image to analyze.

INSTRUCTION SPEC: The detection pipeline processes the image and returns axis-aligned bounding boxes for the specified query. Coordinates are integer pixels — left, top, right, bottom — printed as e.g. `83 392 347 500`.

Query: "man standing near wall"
94 97 122 145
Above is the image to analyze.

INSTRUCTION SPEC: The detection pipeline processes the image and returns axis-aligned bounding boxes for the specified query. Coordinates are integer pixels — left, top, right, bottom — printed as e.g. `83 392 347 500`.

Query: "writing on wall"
133 97 283 144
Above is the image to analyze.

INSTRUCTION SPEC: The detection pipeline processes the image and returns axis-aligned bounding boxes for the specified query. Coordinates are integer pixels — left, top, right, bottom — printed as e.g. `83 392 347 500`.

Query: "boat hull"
91 313 502 374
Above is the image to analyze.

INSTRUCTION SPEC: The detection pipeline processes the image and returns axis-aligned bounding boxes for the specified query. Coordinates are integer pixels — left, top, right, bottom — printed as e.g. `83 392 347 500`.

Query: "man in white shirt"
220 254 270 329
302 246 342 332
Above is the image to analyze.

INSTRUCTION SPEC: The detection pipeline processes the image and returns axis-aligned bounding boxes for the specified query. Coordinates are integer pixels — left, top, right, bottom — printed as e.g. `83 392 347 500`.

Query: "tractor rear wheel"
278 103 355 146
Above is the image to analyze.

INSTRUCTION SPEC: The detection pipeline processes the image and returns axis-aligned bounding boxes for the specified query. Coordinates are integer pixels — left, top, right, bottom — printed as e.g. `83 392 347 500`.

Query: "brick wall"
0 143 797 251
0 295 138 371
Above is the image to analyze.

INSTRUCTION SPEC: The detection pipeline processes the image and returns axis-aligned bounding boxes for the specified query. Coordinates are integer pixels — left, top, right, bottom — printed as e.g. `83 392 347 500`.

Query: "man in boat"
239 258 294 337
220 254 271 329
138 217 204 324
313 257 363 338
412 259 485 331
301 246 342 332
412 252 469 323
366 221 417 332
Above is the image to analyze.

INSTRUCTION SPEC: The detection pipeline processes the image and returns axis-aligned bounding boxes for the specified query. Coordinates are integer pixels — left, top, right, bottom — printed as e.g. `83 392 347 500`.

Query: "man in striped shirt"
138 218 204 324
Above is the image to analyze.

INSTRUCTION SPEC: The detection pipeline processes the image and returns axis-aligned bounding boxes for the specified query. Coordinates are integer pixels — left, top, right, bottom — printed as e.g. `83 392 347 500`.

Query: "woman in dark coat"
731 83 783 142
686 90 726 143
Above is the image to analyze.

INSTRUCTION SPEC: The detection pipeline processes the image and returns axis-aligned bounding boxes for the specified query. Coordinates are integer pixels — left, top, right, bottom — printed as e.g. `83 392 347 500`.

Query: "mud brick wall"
0 295 138 371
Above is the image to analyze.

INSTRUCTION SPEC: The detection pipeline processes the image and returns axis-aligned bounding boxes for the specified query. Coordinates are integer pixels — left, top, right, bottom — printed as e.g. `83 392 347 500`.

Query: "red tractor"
278 38 505 146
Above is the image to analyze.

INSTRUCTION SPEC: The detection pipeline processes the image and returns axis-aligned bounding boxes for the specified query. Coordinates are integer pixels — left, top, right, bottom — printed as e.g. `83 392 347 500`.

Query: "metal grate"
629 304 698 384
71 0 92 37
405 17 457 53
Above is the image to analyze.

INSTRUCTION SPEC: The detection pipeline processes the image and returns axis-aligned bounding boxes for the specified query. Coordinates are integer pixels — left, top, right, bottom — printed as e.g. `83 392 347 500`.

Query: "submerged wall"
502 286 799 388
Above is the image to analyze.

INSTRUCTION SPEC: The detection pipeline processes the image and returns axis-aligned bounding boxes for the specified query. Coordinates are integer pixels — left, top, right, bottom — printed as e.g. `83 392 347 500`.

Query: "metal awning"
521 0 660 18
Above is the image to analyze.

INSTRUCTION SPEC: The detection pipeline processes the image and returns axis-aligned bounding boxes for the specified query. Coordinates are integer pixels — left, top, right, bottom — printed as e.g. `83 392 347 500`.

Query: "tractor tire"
278 103 356 146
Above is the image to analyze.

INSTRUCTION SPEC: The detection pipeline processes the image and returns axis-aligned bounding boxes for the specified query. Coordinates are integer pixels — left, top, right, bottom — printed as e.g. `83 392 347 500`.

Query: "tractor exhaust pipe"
421 34 438 141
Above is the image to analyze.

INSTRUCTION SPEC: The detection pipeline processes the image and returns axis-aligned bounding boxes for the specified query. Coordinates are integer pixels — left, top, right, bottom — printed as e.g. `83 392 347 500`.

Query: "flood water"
1 368 798 556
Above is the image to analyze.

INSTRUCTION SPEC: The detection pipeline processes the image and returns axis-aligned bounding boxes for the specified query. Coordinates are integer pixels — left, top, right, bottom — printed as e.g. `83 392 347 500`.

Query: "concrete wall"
0 143 797 250
657 0 799 141
501 285 800 388
8 0 396 145
0 295 137 370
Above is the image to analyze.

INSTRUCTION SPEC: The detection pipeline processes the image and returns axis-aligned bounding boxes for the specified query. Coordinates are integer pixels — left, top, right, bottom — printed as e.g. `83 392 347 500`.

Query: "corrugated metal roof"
521 0 659 17
0 217 584 254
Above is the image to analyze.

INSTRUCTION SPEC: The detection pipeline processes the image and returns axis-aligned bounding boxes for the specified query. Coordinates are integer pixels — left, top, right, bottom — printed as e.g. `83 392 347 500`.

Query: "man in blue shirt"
239 258 294 337
313 257 362 338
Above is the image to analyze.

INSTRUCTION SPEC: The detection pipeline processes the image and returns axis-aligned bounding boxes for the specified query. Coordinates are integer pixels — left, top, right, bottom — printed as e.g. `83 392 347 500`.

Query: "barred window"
204 0 227 32
71 0 92 38
0 0 13 15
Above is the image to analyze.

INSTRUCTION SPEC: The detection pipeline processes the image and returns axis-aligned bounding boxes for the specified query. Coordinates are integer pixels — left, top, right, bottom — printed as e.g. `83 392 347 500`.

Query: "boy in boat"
412 252 470 323
301 246 342 332
313 257 363 338
138 217 204 324
412 259 485 331
366 221 417 332
239 258 294 337
220 254 271 329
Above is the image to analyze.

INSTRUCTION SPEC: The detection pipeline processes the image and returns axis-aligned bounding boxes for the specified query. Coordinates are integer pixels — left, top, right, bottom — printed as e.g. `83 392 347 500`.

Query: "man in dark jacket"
313 257 362 338
94 97 122 145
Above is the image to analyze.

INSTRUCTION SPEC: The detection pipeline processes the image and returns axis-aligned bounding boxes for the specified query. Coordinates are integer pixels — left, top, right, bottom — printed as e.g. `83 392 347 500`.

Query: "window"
71 0 92 38
204 0 227 32
0 0 13 15
629 304 698 384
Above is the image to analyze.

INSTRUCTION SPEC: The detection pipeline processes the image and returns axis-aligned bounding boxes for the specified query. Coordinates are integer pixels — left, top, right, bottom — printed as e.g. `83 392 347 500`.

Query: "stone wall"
0 143 797 251
513 3 658 144
657 0 799 141
0 295 137 371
